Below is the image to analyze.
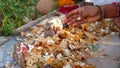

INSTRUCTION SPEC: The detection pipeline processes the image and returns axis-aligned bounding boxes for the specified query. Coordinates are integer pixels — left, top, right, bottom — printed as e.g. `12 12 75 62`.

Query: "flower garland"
53 0 78 14
57 0 75 7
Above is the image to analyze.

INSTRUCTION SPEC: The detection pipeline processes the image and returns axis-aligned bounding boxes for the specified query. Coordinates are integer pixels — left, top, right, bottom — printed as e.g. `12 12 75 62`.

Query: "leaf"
36 58 40 68
16 20 23 27
27 0 38 6
2 17 15 36
90 43 99 51
10 5 23 12
2 8 12 17
0 2 6 8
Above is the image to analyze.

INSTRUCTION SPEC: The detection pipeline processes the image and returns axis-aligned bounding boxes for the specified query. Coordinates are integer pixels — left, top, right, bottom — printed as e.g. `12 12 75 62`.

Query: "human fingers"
85 15 100 22
72 15 100 27
72 20 85 27
66 7 84 19
65 14 78 24
67 18 77 25
67 15 84 25
67 15 100 26
115 18 120 21
116 22 120 28
66 9 79 19
115 18 120 28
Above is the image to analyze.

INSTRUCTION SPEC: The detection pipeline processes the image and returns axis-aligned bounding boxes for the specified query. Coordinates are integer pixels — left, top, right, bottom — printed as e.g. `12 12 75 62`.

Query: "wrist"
95 5 104 21
101 3 118 18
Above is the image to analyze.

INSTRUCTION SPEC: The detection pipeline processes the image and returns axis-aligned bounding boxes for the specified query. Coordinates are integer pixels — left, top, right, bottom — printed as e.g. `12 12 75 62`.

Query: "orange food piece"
20 31 26 36
46 58 55 64
29 27 34 31
81 24 89 31
72 65 82 68
74 34 80 41
34 41 42 47
29 27 36 34
36 24 44 28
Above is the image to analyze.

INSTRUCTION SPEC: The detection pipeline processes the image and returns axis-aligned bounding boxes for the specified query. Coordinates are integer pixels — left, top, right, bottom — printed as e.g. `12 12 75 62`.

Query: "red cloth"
59 5 79 14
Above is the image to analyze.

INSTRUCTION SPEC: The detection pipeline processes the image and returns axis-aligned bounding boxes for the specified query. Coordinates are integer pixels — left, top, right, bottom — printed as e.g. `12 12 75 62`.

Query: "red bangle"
112 2 119 18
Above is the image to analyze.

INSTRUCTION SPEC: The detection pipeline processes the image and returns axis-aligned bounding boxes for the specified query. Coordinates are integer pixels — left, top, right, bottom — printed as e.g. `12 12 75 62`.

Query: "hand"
115 18 120 29
65 6 101 26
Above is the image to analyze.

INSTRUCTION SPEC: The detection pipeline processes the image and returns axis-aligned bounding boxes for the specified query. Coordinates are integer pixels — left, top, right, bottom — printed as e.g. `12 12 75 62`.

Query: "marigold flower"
58 0 75 7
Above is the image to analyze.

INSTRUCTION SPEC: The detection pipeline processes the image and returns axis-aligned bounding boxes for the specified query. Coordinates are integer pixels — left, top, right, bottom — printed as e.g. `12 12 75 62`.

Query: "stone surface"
0 37 9 46
0 36 20 68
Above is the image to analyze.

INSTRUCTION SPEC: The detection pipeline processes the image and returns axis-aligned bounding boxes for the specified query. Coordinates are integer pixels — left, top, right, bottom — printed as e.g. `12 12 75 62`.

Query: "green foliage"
0 0 39 36
1 16 14 36
36 58 40 68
